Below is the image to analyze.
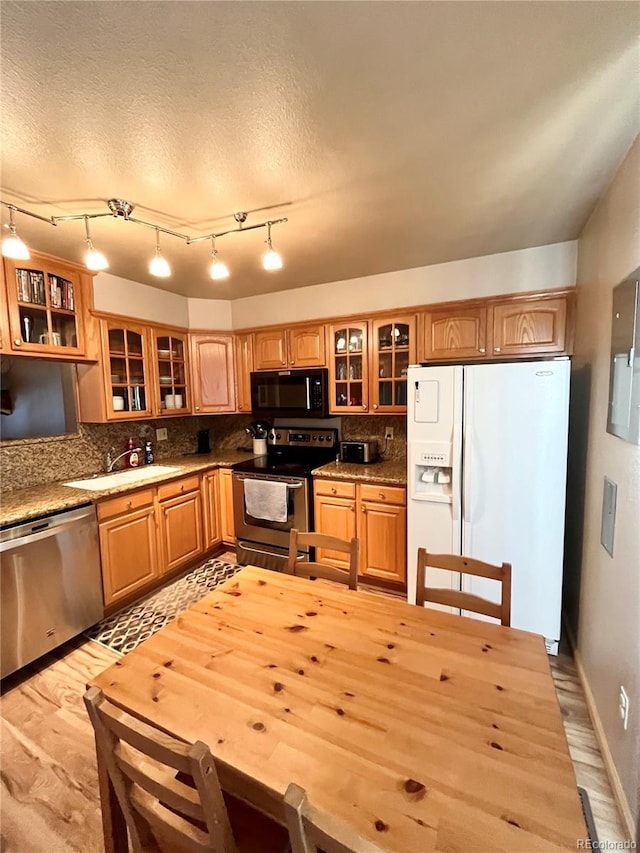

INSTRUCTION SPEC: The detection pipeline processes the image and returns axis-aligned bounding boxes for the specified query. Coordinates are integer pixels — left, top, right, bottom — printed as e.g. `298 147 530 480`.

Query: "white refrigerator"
406 359 570 654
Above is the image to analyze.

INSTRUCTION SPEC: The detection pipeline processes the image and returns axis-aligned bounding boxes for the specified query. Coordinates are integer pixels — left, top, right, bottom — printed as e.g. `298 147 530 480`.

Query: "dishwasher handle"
0 517 94 553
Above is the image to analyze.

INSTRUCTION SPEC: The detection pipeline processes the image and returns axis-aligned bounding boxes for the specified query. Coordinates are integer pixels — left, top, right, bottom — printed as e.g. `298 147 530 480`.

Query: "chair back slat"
84 687 238 853
416 549 512 626
288 529 359 590
284 783 385 853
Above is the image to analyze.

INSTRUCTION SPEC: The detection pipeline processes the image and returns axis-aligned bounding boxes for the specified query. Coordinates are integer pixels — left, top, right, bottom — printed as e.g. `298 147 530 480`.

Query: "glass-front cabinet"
3 253 90 359
370 315 416 412
328 321 369 413
103 320 152 419
151 329 190 416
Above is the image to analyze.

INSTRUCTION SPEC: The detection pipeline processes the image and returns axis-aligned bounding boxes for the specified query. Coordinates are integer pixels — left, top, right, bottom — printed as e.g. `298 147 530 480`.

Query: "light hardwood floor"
0 585 630 851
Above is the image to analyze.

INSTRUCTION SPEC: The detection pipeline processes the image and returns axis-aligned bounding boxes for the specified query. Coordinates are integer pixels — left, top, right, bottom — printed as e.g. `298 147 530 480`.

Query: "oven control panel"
269 428 338 449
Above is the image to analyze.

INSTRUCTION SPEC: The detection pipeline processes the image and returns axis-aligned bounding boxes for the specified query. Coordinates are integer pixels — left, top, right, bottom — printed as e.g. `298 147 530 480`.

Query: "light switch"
601 477 617 557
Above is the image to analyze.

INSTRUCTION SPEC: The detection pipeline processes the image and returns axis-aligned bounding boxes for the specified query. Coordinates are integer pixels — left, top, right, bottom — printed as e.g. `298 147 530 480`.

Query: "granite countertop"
0 451 254 528
312 458 406 486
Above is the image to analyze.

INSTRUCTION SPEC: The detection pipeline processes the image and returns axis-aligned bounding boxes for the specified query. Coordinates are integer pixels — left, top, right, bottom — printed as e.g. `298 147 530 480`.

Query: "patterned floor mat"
86 558 242 655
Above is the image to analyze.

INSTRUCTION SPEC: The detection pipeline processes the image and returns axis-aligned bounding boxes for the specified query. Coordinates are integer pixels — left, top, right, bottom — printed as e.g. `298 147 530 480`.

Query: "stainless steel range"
232 427 338 571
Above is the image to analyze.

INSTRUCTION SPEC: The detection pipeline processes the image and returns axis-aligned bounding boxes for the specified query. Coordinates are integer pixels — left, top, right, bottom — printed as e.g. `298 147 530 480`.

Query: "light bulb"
85 243 109 271
150 228 171 277
263 248 283 271
150 253 171 277
2 233 30 260
2 209 30 259
210 258 230 280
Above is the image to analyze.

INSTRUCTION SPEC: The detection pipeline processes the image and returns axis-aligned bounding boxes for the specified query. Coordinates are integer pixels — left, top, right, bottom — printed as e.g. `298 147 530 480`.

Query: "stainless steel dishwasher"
0 503 104 679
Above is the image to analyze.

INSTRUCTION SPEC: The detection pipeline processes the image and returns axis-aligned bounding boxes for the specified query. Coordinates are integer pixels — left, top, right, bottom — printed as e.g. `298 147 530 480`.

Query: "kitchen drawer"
314 479 356 499
97 488 155 521
359 484 405 505
157 474 201 502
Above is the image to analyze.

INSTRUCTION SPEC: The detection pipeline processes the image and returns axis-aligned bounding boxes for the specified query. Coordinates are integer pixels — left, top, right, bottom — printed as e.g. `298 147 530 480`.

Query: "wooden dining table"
90 565 587 852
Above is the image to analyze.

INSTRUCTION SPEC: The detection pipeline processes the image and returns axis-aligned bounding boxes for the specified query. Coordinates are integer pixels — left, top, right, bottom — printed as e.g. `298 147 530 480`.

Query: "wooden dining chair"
287 528 359 590
415 549 512 626
284 783 385 853
84 686 290 853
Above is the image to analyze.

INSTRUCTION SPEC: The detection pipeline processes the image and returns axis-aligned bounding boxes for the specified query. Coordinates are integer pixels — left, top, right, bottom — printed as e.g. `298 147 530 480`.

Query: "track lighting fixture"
1 206 30 260
0 198 288 281
209 236 230 280
83 216 109 271
263 222 283 271
149 228 171 278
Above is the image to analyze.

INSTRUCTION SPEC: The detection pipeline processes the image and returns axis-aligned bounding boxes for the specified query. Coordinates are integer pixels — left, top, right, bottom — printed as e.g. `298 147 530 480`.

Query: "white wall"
187 298 232 331
93 273 190 327
572 135 639 836
231 241 577 328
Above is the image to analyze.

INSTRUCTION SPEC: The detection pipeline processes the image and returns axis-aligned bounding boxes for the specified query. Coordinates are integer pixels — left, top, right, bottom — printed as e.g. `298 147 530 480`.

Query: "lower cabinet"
218 468 236 545
157 475 203 575
97 489 159 608
313 479 406 588
97 470 221 609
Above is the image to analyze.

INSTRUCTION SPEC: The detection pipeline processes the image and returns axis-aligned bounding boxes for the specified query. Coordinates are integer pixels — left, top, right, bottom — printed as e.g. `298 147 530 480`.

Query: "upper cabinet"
253 323 325 370
190 334 236 413
3 252 93 360
150 328 191 416
370 315 416 412
328 321 369 413
491 295 569 357
421 305 487 361
234 332 254 413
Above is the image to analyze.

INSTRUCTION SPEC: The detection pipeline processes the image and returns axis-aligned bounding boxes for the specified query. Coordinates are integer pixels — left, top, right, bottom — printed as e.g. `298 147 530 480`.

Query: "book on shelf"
47 274 74 310
15 269 47 305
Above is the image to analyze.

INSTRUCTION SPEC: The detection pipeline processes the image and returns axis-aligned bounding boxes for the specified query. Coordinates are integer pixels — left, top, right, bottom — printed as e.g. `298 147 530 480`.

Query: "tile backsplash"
0 415 254 492
0 412 407 492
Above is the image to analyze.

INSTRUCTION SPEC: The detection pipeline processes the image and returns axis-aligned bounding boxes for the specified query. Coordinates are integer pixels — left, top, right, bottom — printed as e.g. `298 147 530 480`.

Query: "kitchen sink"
63 465 183 491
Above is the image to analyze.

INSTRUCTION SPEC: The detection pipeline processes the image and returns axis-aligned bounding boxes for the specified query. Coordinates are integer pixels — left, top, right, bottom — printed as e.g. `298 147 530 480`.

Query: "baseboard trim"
564 619 636 841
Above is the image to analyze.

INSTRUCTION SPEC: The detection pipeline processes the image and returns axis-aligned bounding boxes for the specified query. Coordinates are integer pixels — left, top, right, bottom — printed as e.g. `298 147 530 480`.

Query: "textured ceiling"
1 1 638 299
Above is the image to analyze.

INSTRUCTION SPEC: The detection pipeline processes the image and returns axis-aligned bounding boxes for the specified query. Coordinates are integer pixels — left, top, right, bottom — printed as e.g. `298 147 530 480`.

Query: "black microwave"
250 368 329 418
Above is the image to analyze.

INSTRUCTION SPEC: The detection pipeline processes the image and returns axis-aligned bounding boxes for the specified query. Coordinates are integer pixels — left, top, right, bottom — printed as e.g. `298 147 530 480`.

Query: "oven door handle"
287 483 304 489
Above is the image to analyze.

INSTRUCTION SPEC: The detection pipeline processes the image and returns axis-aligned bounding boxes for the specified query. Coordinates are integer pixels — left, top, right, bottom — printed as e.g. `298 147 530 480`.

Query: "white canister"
252 438 268 456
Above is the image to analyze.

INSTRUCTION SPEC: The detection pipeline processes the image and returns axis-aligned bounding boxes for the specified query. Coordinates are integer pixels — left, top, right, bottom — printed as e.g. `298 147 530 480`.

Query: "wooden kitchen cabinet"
201 469 222 550
218 468 236 545
421 304 488 361
76 316 154 421
370 315 416 413
491 296 568 357
253 323 326 370
3 251 93 360
190 334 236 413
97 490 159 608
157 475 204 574
150 327 191 416
328 321 369 413
313 479 406 588
234 332 254 413
359 485 407 585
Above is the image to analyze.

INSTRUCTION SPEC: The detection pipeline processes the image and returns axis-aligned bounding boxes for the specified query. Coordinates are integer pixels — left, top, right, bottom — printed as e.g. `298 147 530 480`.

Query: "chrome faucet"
106 446 142 473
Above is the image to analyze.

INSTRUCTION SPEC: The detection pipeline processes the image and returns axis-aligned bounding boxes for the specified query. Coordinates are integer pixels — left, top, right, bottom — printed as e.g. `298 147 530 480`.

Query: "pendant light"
2 207 31 260
263 222 283 271
209 236 230 280
84 216 109 271
149 228 171 277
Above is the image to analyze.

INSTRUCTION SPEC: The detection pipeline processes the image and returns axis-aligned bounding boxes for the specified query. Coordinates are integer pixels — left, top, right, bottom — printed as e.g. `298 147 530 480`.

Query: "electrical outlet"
384 426 394 441
156 427 168 442
619 686 630 731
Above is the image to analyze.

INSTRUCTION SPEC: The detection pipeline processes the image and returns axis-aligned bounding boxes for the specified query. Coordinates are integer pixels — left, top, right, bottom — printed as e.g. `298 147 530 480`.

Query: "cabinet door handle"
282 360 286 365
180 485 184 491
331 487 337 494
494 347 501 353
479 347 486 353
350 504 355 512
290 360 295 365
14 339 22 346
361 404 367 410
373 403 378 410
379 492 386 499
195 406 200 411
361 505 366 513
126 500 132 508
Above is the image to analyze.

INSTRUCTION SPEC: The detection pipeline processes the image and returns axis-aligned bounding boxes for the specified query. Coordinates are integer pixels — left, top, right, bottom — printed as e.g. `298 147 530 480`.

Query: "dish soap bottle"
144 440 154 465
126 437 140 468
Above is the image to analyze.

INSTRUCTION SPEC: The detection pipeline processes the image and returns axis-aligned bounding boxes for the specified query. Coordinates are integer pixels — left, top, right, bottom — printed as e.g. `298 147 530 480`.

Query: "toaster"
340 440 379 464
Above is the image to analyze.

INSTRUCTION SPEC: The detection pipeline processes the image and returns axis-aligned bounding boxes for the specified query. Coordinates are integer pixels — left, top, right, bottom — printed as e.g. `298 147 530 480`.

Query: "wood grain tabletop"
91 565 587 852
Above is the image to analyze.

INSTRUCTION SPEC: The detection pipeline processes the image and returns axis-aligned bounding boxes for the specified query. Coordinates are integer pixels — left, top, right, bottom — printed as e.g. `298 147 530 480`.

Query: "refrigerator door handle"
451 421 462 525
